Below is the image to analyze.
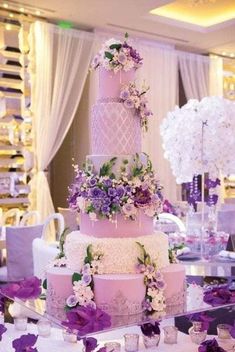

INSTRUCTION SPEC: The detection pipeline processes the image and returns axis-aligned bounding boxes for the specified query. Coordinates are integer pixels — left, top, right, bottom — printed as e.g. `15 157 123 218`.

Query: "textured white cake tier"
91 102 141 155
86 153 147 177
65 231 169 274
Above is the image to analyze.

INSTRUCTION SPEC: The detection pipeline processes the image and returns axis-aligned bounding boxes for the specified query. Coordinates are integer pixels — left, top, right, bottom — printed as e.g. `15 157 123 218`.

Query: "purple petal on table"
198 338 226 352
1 277 41 301
12 333 38 352
83 337 98 352
0 324 7 341
140 321 160 337
62 306 111 335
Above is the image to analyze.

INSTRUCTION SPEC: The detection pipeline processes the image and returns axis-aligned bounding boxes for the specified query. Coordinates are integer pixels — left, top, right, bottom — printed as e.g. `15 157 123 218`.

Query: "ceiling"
2 0 235 55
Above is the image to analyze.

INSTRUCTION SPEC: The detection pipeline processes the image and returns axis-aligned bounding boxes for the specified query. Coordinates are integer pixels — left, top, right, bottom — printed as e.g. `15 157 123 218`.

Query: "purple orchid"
0 324 7 341
140 321 160 337
162 199 177 216
203 285 235 306
198 338 226 352
187 312 215 331
62 306 111 335
12 333 38 352
1 277 41 301
134 188 152 207
205 178 220 189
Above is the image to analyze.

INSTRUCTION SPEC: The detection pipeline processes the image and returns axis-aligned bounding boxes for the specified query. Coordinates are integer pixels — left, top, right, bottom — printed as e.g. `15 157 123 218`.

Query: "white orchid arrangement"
160 97 235 184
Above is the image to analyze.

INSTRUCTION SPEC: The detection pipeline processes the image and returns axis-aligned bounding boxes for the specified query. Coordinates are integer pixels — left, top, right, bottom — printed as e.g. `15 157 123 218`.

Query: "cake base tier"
65 231 169 274
162 263 186 306
80 211 154 238
93 274 145 316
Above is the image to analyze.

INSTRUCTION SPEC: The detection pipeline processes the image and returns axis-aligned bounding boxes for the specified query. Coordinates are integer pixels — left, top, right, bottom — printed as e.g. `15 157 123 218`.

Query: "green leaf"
42 279 47 290
123 159 129 165
72 272 82 283
99 157 117 177
125 32 129 39
109 44 122 50
137 257 144 265
86 244 93 263
105 51 114 60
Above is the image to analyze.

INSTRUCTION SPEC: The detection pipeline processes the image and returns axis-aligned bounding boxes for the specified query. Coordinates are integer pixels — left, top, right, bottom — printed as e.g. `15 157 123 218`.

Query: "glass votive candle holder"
14 317 27 331
37 318 51 337
217 324 231 340
104 342 121 352
124 333 139 352
62 328 77 343
163 326 178 344
143 334 160 349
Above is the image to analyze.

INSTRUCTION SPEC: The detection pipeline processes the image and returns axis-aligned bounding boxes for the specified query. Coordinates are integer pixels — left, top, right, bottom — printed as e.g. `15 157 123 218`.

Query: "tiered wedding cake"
46 37 185 318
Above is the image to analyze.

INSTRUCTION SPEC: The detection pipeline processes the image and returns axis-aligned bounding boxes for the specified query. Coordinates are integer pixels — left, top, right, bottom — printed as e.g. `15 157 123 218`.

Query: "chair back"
58 207 78 232
6 224 44 281
155 212 186 233
42 212 65 241
19 211 41 226
2 208 21 226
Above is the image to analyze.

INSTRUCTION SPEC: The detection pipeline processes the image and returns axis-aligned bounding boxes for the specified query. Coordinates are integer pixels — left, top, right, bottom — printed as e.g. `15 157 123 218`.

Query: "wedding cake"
46 37 185 318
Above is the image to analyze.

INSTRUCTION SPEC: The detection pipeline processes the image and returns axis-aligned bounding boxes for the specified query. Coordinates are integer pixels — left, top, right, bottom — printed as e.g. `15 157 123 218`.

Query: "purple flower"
203 285 235 306
107 188 117 197
163 199 177 216
120 89 130 100
134 188 152 207
89 187 102 199
206 194 218 207
125 185 132 194
124 98 134 109
155 281 165 290
66 295 79 308
187 313 215 331
1 277 41 301
101 204 111 215
0 324 7 341
198 338 226 352
135 263 146 273
118 52 127 64
12 333 38 352
83 337 98 352
205 178 220 189
62 306 111 335
140 322 160 337
103 179 112 188
88 178 97 187
116 186 125 198
82 274 92 286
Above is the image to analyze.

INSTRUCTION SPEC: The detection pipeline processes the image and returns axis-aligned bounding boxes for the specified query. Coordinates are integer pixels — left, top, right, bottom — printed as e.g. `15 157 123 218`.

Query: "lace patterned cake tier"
91 102 141 155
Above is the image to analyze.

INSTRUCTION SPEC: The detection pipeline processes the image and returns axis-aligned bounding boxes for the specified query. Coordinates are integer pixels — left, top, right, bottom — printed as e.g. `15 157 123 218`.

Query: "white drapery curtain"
28 21 94 241
178 52 210 100
209 55 223 96
137 44 179 201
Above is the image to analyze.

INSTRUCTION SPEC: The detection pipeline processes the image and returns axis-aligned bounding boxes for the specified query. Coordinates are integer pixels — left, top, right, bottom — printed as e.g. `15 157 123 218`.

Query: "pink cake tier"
98 67 135 100
80 211 153 238
161 263 186 306
46 267 73 321
93 274 145 315
65 231 169 274
91 102 141 155
86 153 147 178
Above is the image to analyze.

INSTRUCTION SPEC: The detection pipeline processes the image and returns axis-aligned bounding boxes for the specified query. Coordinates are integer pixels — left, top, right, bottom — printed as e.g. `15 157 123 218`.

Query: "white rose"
89 212 97 221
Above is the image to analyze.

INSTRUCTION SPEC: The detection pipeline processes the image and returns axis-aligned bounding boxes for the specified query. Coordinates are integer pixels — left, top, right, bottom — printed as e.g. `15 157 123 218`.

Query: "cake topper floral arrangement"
91 33 143 72
69 154 162 222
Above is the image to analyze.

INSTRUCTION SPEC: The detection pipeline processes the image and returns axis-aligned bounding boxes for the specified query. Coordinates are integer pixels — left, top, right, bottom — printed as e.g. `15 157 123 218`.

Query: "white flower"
73 281 94 306
89 212 97 221
77 196 86 211
147 287 157 298
122 203 137 217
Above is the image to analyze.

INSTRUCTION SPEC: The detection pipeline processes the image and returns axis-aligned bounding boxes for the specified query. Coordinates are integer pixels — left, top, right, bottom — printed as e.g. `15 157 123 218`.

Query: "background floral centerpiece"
90 34 143 72
69 154 162 222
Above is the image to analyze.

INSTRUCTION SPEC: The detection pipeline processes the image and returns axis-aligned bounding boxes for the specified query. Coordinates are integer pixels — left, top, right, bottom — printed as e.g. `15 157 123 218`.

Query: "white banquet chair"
19 210 41 226
0 224 44 282
155 213 186 233
32 213 65 280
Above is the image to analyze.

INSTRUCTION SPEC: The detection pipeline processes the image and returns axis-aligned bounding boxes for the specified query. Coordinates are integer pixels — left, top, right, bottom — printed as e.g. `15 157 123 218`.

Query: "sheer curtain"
178 52 210 99
28 22 94 240
209 55 223 96
137 43 179 201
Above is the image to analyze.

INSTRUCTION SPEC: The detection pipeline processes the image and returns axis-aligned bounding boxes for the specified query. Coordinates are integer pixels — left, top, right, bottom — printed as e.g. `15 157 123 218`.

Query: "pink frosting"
80 211 153 238
46 267 73 320
98 68 135 100
161 264 186 304
91 102 141 155
93 274 145 315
